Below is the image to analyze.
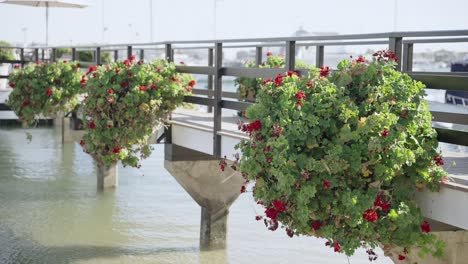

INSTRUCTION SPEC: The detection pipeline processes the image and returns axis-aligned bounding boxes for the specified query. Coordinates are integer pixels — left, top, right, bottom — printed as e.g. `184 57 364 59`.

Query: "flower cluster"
236 51 447 259
7 60 83 126
234 53 309 106
80 57 194 167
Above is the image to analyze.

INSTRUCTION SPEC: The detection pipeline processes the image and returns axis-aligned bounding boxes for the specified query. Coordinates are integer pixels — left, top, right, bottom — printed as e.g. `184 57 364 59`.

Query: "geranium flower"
266 51 273 57
265 207 278 220
334 241 341 252
381 129 389 138
434 156 444 166
311 221 322 231
363 209 378 222
46 88 53 96
398 255 406 261
113 147 121 154
9 82 15 88
188 80 196 87
22 101 30 107
320 66 330 77
272 200 286 212
421 221 431 233
374 195 390 211
13 64 20 69
274 74 284 86
139 85 147 92
323 180 331 189
88 121 95 129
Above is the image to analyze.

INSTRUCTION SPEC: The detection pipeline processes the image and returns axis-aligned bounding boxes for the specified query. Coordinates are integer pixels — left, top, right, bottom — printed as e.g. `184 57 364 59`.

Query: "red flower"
240 185 246 193
398 255 406 261
334 241 341 252
265 207 278 220
36 60 42 65
115 68 120 74
129 54 136 61
188 79 196 87
139 85 147 92
127 72 133 77
8 82 15 88
13 64 20 69
107 89 114 95
63 60 68 63
22 101 30 107
381 129 389 138
355 56 368 63
86 65 97 75
93 72 98 78
266 51 273 57
248 120 262 132
323 180 331 189
374 195 390 211
274 74 284 86
286 228 294 238
266 157 272 163
287 70 298 77
311 221 322 231
123 59 131 67
255 215 262 221
121 82 127 88
88 121 95 129
434 156 444 166
151 84 156 90
46 88 53 96
363 209 378 222
306 80 314 88
112 147 121 154
262 78 273 85
272 200 286 212
325 241 331 246
155 66 162 72
320 66 330 77
137 60 143 65
180 61 185 65
294 91 306 100
79 140 85 146
421 221 431 233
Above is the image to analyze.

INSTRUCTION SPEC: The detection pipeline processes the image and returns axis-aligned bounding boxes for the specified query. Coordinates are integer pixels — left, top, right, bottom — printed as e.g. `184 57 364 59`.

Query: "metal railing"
1 30 468 156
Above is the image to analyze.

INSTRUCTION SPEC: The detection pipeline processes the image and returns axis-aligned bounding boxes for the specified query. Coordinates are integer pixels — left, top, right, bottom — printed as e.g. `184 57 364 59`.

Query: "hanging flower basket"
236 51 447 260
80 56 194 168
7 60 83 127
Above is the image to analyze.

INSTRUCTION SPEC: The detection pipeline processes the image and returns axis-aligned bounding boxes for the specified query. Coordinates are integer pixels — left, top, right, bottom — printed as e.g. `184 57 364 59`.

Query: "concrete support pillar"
97 162 118 189
200 207 229 250
386 231 468 264
164 159 243 250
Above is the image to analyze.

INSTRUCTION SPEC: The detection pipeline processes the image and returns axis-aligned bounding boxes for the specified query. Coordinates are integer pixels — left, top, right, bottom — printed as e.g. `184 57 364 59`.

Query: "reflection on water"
0 128 391 264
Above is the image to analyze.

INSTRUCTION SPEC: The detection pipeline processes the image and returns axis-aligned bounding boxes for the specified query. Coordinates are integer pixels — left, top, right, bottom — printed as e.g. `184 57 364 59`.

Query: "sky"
0 0 467 47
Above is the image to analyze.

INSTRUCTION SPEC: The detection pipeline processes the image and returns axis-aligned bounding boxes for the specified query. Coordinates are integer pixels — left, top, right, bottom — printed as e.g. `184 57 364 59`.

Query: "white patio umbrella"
0 0 90 46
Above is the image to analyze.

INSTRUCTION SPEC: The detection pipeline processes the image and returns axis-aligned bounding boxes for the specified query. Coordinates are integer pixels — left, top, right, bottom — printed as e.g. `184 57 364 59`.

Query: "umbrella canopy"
0 0 90 46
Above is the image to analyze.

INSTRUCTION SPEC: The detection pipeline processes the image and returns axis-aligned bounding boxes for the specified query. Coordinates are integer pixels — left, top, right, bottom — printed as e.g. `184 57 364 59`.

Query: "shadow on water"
0 226 216 264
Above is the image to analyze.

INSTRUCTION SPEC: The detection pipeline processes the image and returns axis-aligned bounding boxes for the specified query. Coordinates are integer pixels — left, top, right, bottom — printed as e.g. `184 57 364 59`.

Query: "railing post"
41 49 45 61
34 48 39 62
71 48 76 61
140 49 144 61
255 46 263 67
127 46 132 60
285 41 296 71
388 36 402 71
114 50 119 62
316 45 324 68
165 44 173 62
20 48 24 67
213 42 223 158
207 47 214 113
402 43 413 72
51 48 56 62
96 47 101 65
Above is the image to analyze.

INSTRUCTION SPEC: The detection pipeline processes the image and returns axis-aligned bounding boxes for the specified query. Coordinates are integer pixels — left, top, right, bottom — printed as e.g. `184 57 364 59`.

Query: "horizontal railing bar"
408 73 468 91
403 37 468 44
223 67 285 78
183 95 214 106
25 30 468 49
431 111 468 125
191 89 239 99
0 60 23 64
0 104 11 111
435 128 468 146
0 75 9 79
175 66 215 75
405 71 468 77
221 100 253 111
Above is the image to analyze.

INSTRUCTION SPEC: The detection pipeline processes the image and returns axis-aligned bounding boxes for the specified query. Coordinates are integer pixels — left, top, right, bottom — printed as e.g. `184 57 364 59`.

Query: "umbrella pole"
45 3 49 46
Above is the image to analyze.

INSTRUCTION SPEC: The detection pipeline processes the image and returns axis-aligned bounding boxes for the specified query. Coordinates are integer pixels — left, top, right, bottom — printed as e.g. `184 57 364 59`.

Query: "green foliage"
237 53 447 259
6 61 84 126
80 56 194 167
234 53 310 102
78 51 112 63
0 40 15 62
56 48 71 59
